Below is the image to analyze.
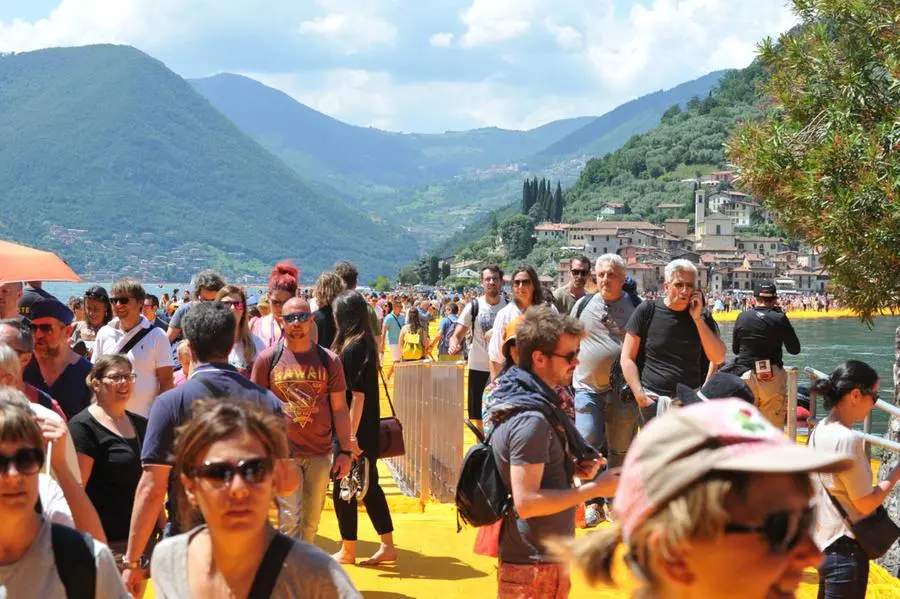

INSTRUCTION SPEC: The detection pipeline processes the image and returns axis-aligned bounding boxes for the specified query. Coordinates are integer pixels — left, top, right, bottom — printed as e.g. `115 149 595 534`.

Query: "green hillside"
445 62 766 270
538 70 728 158
0 45 417 280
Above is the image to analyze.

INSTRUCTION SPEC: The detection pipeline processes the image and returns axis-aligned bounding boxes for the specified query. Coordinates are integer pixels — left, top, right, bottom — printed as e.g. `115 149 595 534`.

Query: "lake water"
44 282 899 434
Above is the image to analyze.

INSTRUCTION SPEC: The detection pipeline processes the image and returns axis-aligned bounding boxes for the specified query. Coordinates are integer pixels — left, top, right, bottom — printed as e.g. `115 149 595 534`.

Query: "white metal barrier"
385 360 466 503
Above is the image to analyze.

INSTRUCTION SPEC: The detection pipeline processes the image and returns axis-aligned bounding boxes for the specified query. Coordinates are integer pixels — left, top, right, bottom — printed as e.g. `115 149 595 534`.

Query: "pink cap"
613 399 853 544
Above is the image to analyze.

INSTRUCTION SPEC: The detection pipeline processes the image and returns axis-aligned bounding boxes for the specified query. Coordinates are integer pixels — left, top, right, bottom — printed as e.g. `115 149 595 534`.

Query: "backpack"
401 330 424 360
51 523 96 599
455 421 512 531
456 405 571 531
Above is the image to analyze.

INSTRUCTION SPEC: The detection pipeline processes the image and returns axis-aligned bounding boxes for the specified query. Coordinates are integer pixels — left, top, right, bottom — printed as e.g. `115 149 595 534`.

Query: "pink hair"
268 261 299 294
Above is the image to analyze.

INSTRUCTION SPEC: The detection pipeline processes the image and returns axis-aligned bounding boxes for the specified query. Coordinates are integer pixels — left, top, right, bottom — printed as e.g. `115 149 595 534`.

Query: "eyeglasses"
221 300 245 310
570 269 590 277
28 323 56 334
0 447 44 476
546 349 580 364
103 373 137 384
282 312 311 324
724 505 814 553
512 279 533 287
110 297 133 305
186 457 274 488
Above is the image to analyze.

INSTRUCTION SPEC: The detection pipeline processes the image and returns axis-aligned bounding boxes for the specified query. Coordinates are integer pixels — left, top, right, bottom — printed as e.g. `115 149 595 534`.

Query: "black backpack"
52 523 96 599
455 420 511 531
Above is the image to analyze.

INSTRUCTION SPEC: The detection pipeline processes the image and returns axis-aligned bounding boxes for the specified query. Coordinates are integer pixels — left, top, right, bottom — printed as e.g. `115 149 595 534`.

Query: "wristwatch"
121 555 149 569
337 448 353 458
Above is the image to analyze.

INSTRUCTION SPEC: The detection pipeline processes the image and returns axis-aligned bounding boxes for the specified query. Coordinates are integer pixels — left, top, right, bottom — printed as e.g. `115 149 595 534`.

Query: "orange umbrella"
0 240 81 284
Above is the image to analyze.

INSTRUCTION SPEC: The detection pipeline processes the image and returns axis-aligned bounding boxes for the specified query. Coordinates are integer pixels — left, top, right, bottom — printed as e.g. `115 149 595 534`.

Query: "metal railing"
786 366 900 453
385 360 466 503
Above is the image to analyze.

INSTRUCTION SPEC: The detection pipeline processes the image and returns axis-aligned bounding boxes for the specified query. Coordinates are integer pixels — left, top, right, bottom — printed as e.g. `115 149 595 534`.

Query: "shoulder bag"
811 426 900 558
378 365 405 458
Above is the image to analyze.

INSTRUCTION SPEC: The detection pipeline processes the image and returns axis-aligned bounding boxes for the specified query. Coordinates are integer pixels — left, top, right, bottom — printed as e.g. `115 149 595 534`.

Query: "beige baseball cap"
613 398 853 544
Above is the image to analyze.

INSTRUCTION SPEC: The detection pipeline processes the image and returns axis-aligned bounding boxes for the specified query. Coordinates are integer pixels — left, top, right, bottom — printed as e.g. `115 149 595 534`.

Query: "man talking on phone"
620 259 726 421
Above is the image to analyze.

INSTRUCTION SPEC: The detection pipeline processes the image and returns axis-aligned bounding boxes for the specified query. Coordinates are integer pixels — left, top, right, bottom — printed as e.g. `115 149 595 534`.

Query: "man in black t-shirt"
621 260 726 421
732 284 801 427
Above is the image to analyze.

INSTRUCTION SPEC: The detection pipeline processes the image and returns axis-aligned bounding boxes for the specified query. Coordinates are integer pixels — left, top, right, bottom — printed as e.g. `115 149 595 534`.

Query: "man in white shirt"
449 265 507 434
92 278 174 417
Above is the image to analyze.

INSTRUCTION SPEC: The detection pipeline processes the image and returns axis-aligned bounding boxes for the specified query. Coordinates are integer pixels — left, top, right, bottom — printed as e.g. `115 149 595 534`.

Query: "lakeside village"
450 171 830 299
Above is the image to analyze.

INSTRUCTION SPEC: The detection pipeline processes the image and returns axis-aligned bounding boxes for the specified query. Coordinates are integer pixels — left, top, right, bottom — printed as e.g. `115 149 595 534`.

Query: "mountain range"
191 70 727 242
0 43 729 279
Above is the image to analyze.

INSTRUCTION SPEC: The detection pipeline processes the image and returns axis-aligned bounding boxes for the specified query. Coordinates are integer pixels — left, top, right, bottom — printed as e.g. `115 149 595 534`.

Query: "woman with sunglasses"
151 399 360 598
71 285 113 359
0 389 129 598
329 291 396 566
809 360 900 598
68 356 157 573
556 399 852 599
252 262 299 349
488 265 548 379
216 285 265 378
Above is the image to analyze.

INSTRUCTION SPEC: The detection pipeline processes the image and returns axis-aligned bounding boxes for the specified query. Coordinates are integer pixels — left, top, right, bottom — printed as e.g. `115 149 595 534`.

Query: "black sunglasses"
186 457 274 488
546 349 580 364
110 297 133 305
724 505 814 553
282 312 311 324
512 279 533 287
0 447 44 475
570 269 590 277
28 323 56 334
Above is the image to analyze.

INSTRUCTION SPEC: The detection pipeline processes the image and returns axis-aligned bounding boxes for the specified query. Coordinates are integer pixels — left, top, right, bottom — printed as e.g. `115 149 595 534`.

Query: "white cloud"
428 32 454 48
298 11 397 54
459 0 536 48
544 20 583 52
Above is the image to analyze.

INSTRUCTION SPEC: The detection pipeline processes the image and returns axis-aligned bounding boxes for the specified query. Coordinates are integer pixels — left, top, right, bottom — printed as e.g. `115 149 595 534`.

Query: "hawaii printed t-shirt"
251 344 347 457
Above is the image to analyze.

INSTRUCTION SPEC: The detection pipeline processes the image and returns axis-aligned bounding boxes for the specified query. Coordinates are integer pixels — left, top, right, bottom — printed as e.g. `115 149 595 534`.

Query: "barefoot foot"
359 545 397 566
331 550 356 565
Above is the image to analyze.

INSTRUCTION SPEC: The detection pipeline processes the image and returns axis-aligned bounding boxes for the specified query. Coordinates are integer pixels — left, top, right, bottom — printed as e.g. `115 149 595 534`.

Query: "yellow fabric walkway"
144 317 899 598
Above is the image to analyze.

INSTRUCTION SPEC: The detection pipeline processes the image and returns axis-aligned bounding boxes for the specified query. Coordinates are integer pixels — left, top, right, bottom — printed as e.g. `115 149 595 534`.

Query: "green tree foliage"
521 176 563 222
728 0 900 318
428 255 441 285
440 261 451 281
372 275 393 292
398 265 420 285
500 214 536 261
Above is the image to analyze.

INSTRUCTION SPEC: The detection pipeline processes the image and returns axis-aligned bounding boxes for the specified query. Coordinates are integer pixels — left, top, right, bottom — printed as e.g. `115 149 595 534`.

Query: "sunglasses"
724 505 814 553
220 300 245 310
571 269 590 277
282 312 311 324
186 457 274 488
103 373 137 384
110 297 133 305
547 349 580 364
0 447 44 476
28 323 56 334
861 387 879 402
512 279 533 287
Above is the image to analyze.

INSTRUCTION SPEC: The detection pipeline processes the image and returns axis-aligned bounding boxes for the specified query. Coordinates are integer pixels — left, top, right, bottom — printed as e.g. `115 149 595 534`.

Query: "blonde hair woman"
216 285 265 378
558 400 852 599
312 271 345 351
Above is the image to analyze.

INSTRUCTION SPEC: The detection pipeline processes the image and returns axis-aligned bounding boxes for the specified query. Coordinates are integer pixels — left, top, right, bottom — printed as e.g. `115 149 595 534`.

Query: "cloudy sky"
0 0 797 132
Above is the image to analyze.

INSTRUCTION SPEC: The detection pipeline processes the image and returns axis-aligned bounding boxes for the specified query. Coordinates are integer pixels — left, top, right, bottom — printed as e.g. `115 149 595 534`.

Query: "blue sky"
0 0 797 132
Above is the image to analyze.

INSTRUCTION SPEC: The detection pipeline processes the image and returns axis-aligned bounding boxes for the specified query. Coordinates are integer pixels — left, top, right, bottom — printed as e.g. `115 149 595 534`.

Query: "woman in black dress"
330 290 396 566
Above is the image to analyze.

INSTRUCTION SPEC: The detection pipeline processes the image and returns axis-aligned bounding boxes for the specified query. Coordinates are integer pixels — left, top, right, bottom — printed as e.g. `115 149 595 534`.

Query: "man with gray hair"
621 259 726 421
166 269 226 343
569 253 640 527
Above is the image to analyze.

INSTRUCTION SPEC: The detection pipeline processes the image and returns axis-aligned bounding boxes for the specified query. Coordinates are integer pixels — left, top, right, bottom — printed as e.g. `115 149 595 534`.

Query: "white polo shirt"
93 316 174 417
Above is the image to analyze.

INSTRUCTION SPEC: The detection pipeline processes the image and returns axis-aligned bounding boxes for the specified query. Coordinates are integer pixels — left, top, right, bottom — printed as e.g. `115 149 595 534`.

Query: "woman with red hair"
251 262 299 349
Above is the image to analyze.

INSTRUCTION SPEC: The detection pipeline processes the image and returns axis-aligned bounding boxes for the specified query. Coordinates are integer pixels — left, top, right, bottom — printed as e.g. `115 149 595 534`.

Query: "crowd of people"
0 251 893 599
